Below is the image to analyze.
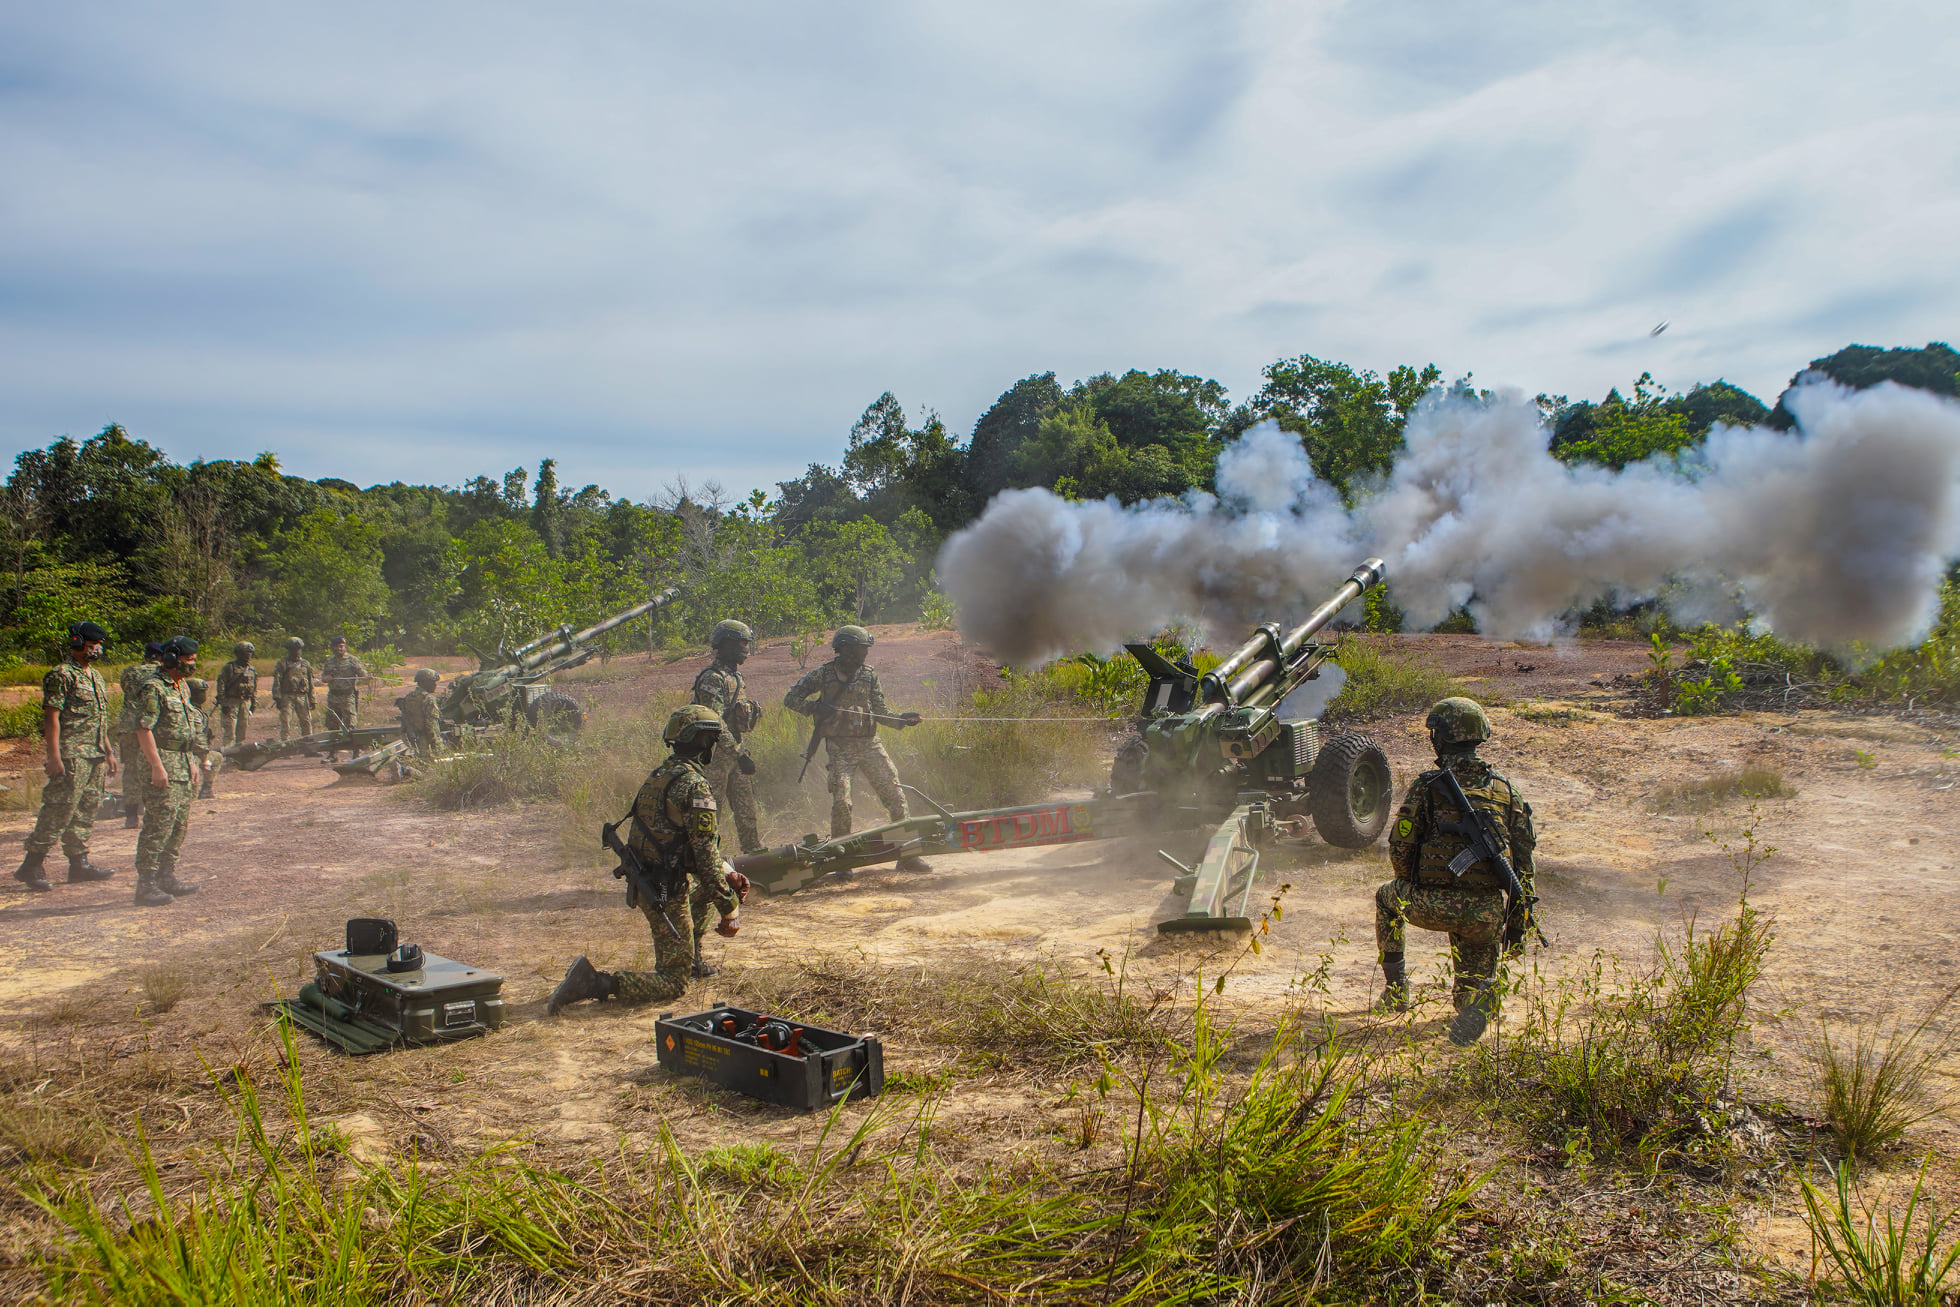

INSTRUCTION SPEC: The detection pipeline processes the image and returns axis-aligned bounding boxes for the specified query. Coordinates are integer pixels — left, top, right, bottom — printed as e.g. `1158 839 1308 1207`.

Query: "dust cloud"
938 381 1960 664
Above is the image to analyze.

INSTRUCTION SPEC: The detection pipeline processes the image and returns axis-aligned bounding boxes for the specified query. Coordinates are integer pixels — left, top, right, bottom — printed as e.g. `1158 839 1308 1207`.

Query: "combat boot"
1375 952 1409 1013
13 848 51 892
691 941 719 980
66 853 117 883
133 873 174 908
894 854 933 873
547 956 617 1014
1447 981 1497 1047
154 856 199 897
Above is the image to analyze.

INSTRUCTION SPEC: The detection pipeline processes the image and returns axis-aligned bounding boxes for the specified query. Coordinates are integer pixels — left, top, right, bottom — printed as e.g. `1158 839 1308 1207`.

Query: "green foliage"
1806 987 1959 1165
1323 637 1461 723
269 509 390 647
1803 1162 1960 1306
1555 373 1698 470
0 698 45 738
0 561 137 659
798 517 906 620
1249 354 1440 502
1770 341 1960 429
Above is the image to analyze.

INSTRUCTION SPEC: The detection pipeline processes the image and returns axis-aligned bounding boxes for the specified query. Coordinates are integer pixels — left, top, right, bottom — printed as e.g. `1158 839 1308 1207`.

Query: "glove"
737 753 757 776
899 712 923 727
715 912 741 938
728 869 751 903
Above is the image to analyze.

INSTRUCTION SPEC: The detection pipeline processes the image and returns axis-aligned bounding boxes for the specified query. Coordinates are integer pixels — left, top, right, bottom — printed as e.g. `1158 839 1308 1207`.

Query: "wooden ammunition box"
654 1003 883 1111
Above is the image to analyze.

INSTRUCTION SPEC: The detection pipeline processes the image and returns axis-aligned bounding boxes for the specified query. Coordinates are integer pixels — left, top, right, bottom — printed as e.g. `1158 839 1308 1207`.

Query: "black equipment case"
269 923 505 1054
655 1003 883 1110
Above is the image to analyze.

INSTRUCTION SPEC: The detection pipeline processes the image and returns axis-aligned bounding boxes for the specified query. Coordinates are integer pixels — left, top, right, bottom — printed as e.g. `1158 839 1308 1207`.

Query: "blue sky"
2 1 1955 502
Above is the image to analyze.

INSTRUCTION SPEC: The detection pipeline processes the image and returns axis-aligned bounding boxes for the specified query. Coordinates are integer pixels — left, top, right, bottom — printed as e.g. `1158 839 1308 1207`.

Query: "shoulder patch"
693 810 717 833
1394 817 1413 839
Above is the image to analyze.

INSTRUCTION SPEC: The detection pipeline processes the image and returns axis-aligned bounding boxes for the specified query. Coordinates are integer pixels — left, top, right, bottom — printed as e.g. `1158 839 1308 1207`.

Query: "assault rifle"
1429 766 1540 949
602 810 682 936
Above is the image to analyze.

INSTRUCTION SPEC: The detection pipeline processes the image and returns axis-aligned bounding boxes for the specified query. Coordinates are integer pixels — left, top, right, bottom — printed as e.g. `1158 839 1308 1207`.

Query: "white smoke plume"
938 381 1960 664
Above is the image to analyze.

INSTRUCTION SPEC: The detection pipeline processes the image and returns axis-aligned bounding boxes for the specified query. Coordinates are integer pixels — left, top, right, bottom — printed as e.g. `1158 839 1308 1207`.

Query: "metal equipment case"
274 948 505 1054
655 1003 883 1110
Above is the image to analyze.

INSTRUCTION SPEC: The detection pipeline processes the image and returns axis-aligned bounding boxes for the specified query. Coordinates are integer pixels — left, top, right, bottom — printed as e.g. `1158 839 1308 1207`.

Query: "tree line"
2 341 1954 662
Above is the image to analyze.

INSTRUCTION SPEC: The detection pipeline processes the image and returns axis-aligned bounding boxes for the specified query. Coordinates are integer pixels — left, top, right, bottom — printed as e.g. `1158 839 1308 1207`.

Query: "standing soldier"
117 642 164 828
320 635 372 762
1374 697 1537 1047
782 626 928 870
186 679 221 799
215 642 258 746
398 669 443 759
547 705 750 1013
692 619 765 855
270 637 315 740
13 621 120 892
132 637 204 907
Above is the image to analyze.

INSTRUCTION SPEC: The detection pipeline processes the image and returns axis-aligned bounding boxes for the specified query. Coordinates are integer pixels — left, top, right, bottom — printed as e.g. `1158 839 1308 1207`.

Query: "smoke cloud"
938 381 1960 664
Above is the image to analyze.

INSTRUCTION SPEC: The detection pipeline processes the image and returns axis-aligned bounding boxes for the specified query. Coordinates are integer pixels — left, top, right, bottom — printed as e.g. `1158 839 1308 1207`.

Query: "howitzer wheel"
525 689 586 734
1308 731 1392 848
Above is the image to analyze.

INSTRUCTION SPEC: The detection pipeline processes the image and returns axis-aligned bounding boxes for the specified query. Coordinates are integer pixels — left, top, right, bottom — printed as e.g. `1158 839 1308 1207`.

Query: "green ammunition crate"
272 948 505 1054
654 1003 883 1110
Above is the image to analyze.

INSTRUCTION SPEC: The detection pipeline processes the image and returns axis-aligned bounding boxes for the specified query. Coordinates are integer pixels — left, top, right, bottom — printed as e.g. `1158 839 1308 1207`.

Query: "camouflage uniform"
610 755 739 1004
693 658 763 854
25 657 114 859
215 656 258 746
398 687 441 758
270 653 315 739
784 658 907 837
1376 754 1536 1005
320 651 369 732
134 676 200 886
117 659 161 819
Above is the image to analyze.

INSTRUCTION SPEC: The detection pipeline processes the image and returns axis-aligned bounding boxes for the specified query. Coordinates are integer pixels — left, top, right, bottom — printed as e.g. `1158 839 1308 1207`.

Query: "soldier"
398 669 443 759
215 641 259 747
13 621 120 892
131 636 204 907
692 619 765 855
270 637 315 740
320 635 372 762
783 626 928 869
1375 697 1537 1047
548 705 751 1013
117 642 164 828
185 678 221 799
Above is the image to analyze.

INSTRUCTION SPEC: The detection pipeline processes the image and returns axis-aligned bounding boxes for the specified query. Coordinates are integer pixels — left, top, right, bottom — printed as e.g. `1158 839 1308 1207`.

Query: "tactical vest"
218 661 257 703
813 662 878 738
1413 765 1521 890
692 662 751 735
274 657 314 698
627 759 708 872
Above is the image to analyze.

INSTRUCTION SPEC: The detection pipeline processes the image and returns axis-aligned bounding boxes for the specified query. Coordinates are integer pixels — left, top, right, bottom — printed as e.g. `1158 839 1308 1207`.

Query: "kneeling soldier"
1375 697 1536 1047
548 706 750 1014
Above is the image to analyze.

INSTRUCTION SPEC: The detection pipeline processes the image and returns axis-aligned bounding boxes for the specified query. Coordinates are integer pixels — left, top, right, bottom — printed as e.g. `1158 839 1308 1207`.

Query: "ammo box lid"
316 949 504 1000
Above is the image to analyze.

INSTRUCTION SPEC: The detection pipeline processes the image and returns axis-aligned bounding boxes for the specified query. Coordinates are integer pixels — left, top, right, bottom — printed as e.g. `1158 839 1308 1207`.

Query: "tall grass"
1647 764 1792 814
1806 986 1959 1164
1323 637 1462 724
22 976 1479 1302
1803 1162 1960 1306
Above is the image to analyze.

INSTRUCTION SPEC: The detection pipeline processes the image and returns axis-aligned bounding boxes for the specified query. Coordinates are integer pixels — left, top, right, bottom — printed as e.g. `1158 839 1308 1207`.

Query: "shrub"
1646 765 1792 814
0 699 44 738
1806 986 1959 1164
1323 636 1462 723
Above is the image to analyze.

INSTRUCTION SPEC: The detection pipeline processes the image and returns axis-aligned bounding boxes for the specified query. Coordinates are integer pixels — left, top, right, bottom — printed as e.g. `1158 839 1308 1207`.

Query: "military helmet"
832 625 874 651
1425 696 1492 748
286 636 304 650
710 619 754 650
414 668 439 689
662 703 727 750
234 641 255 658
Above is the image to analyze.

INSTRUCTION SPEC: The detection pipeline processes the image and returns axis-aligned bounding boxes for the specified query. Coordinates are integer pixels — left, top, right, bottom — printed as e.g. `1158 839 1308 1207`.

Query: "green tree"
1250 355 1440 501
1555 374 1697 470
1767 341 1960 428
531 458 563 558
802 518 907 621
270 509 391 646
964 372 1063 504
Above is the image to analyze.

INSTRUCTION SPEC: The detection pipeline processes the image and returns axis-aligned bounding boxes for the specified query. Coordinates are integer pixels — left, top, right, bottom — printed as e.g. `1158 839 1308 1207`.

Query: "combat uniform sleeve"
692 667 730 711
863 667 889 717
135 679 165 732
674 773 737 913
783 664 827 715
1386 774 1430 882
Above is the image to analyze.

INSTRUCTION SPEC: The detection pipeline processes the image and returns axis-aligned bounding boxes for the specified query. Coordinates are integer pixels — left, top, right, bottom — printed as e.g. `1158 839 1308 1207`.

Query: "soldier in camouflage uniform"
783 626 928 869
185 679 221 799
132 637 204 907
320 636 372 761
398 669 443 759
14 622 120 891
215 641 259 746
270 637 315 740
117 642 164 828
1376 697 1537 1047
548 706 751 1014
692 619 765 855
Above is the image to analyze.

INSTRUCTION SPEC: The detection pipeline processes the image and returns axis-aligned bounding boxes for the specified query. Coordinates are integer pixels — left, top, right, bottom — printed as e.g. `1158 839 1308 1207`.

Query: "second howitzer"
736 560 1395 932
222 590 679 771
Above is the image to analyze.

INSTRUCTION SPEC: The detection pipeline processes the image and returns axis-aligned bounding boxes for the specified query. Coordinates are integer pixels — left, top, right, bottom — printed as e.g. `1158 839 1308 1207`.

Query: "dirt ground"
2 629 1956 1296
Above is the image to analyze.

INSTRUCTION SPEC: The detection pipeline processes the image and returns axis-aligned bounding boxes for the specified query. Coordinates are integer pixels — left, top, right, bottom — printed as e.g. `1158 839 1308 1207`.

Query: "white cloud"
0 0 1955 499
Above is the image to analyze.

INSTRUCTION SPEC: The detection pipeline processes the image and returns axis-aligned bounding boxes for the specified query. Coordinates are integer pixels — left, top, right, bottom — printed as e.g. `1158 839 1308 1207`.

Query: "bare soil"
2 629 1956 1298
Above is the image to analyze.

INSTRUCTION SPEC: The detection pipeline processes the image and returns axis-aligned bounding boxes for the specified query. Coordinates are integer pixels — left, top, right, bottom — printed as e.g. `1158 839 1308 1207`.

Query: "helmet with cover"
710 619 754 650
286 636 304 651
414 668 439 689
233 641 255 659
662 704 727 751
831 625 874 652
1425 696 1492 751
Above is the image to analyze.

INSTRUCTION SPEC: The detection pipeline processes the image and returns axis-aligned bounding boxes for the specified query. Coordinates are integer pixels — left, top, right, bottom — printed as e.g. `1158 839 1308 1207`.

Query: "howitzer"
739 560 1395 933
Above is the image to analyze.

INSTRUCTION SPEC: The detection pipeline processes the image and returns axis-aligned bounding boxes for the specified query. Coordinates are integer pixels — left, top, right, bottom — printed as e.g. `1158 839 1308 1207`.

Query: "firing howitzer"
740 560 1397 934
1429 765 1542 949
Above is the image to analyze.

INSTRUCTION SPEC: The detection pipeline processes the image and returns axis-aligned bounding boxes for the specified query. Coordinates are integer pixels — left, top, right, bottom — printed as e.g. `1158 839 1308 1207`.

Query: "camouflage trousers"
1374 879 1508 995
135 769 195 875
118 732 149 815
25 753 109 858
705 737 763 855
218 702 252 746
324 697 357 733
613 878 720 1005
824 736 905 838
276 699 313 741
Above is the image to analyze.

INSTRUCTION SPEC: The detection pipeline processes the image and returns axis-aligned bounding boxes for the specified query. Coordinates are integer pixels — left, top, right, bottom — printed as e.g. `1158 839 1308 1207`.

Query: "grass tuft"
1803 1161 1960 1306
136 965 189 1016
1806 985 1958 1165
1323 637 1463 724
1647 764 1792 814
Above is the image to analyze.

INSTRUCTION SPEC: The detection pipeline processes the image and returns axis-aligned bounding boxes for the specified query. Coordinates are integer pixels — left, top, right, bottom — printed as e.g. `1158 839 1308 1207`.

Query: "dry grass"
1647 764 1792 814
137 965 190 1016
1806 985 1960 1165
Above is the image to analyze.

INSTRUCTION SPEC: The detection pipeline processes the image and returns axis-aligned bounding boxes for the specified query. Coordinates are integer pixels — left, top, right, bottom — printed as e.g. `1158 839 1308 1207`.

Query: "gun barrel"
518 588 680 670
1277 558 1385 658
1198 559 1385 706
